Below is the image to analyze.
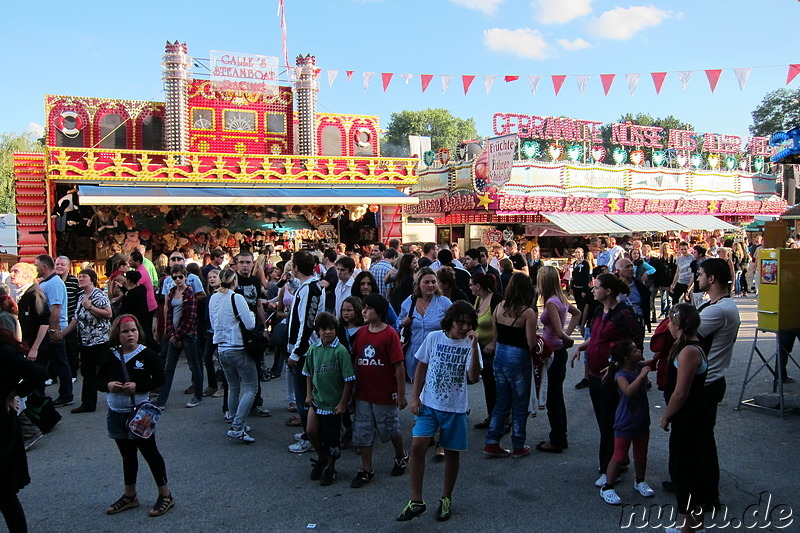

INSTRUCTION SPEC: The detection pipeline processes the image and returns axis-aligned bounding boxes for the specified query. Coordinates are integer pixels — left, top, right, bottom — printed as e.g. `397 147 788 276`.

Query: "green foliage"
381 108 479 156
750 88 800 137
0 132 44 213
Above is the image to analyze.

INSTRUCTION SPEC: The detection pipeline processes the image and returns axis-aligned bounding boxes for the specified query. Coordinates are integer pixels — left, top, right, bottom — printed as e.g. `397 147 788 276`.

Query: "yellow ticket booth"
757 248 800 331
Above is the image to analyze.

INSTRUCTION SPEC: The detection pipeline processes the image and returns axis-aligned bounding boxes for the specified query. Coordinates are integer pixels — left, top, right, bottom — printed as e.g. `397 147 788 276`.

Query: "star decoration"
608 198 620 212
476 193 493 210
708 201 718 213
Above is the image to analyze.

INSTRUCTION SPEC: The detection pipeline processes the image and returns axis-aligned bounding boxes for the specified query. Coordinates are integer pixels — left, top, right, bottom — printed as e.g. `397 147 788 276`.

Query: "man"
430 244 464 271
369 243 394 298
669 241 693 307
436 249 472 297
333 256 356 316
489 243 506 271
55 256 81 380
201 248 225 280
504 240 528 275
388 238 401 252
706 236 719 258
161 251 206 305
418 243 438 268
595 237 613 269
477 246 503 293
688 244 708 308
129 251 158 317
286 250 326 454
607 237 626 272
136 245 159 289
462 249 484 277
35 254 74 407
615 258 650 344
528 245 544 289
321 248 340 314
747 235 763 295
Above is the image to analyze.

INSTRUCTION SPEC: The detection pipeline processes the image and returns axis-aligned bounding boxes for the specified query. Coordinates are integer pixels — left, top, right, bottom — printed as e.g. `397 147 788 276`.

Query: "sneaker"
227 429 255 443
483 443 511 458
45 379 54 386
396 500 427 521
310 458 327 481
202 387 218 397
184 385 194 395
600 488 622 505
223 411 233 422
255 407 271 417
350 469 375 488
634 481 655 497
436 497 452 522
320 467 337 486
512 445 531 458
212 388 225 398
288 439 312 454
391 452 409 476
24 433 43 451
71 377 77 383
185 397 202 408
53 398 74 408
294 432 306 442
575 378 589 389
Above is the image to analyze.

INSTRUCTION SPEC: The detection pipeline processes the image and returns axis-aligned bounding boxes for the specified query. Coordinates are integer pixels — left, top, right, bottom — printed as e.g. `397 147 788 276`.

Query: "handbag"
117 350 161 439
231 293 267 360
24 392 62 434
400 296 416 355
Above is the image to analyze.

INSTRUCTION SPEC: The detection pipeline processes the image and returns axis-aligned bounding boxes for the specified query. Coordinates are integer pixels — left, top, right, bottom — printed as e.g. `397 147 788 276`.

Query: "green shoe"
436 497 452 521
396 500 426 521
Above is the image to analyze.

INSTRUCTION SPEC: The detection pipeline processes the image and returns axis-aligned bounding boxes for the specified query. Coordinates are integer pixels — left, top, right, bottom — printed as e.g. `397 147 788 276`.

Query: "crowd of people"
0 231 757 530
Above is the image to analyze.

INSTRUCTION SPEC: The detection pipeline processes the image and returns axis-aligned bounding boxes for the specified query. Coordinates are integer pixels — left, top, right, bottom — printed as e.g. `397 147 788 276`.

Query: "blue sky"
2 0 799 143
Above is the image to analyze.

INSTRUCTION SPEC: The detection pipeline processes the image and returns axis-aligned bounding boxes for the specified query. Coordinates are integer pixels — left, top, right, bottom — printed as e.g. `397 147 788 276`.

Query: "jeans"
588 375 619 474
201 331 218 389
157 334 202 406
219 349 258 431
44 340 73 402
546 349 568 449
486 343 532 450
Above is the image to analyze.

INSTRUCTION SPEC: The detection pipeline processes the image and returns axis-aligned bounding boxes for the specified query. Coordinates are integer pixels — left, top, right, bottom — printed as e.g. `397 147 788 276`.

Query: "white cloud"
557 37 591 51
451 0 503 16
483 28 553 59
533 0 593 24
27 122 44 138
588 5 672 40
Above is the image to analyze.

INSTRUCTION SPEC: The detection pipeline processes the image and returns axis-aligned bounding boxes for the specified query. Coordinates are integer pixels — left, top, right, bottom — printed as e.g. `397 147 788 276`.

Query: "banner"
210 51 279 95
474 134 518 192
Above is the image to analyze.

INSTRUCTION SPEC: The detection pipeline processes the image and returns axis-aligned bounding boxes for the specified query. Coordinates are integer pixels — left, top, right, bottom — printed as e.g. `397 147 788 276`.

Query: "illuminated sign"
210 50 279 94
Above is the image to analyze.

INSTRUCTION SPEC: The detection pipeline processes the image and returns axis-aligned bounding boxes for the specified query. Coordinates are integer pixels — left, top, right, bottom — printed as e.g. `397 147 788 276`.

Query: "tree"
750 88 800 137
381 108 479 156
0 132 44 213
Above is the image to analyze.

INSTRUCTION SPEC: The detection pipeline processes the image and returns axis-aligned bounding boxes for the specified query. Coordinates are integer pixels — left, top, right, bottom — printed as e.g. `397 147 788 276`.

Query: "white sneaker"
288 439 312 454
45 379 54 386
227 429 255 443
224 411 233 422
634 481 655 497
294 432 305 442
600 488 622 505
255 407 271 417
71 377 77 383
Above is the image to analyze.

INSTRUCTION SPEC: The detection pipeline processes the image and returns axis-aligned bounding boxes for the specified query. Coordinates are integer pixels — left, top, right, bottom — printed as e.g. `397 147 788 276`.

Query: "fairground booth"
408 112 787 258
13 42 418 272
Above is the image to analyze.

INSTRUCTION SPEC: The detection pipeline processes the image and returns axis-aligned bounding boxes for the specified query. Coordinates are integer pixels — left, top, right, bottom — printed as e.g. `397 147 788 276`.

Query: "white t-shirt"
414 330 482 414
698 296 740 383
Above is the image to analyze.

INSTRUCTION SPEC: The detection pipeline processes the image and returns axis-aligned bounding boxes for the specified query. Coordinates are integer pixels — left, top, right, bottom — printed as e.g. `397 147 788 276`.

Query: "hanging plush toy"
51 186 82 226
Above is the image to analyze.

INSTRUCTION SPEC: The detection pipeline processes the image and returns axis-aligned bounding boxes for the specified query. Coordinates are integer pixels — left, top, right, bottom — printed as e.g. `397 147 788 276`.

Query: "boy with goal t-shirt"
397 301 483 522
349 293 409 489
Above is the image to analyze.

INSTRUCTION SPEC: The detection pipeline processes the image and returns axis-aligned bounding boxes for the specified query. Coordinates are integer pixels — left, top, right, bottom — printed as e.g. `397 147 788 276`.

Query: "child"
349 293 408 489
337 296 364 448
599 338 655 505
302 312 355 486
397 301 482 522
96 315 174 517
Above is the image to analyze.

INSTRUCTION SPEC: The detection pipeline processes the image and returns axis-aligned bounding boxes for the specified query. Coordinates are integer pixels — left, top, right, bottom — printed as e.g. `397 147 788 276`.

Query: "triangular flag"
462 75 476 95
381 72 394 92
529 75 543 95
345 70 354 82
678 70 693 90
600 74 615 96
626 73 640 95
705 69 722 93
441 75 453 94
363 71 374 90
733 68 751 91
421 74 433 92
504 75 520 82
400 73 413 84
576 75 590 95
787 64 800 85
484 75 496 95
552 75 567 96
651 72 667 94
327 70 338 88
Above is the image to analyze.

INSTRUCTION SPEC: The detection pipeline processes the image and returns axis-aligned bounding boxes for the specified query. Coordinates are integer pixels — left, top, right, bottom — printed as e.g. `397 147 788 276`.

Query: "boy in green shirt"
303 312 356 486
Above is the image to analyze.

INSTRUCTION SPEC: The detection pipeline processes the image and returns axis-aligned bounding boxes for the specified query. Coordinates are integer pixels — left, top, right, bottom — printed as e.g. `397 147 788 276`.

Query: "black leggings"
114 437 168 487
0 492 26 533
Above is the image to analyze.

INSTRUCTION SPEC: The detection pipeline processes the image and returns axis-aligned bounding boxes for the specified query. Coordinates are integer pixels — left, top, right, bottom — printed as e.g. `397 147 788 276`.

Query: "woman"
436 266 468 302
209 268 257 442
470 272 503 429
389 253 418 313
156 264 203 409
732 241 749 297
629 248 655 281
398 267 452 380
498 258 513 290
200 269 222 397
483 273 538 458
264 266 282 301
118 270 155 349
570 248 591 326
570 273 641 486
537 266 580 453
96 315 173 517
660 304 716 533
716 248 736 294
0 288 21 341
60 269 113 414
1 329 48 532
107 255 129 317
351 271 398 328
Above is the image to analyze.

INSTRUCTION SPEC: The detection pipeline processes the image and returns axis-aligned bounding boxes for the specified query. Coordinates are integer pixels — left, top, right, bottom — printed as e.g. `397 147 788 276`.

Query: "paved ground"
16 298 800 533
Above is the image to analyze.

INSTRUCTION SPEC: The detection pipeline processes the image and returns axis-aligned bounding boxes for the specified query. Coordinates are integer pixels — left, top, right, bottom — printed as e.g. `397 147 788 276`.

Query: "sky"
2 0 800 144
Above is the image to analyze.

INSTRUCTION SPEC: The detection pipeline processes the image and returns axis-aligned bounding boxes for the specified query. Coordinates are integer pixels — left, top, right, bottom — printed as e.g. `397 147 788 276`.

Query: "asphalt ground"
15 297 800 533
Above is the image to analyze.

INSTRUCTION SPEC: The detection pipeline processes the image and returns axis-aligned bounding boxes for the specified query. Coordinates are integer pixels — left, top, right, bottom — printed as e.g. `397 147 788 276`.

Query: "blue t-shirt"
39 273 68 329
613 367 650 438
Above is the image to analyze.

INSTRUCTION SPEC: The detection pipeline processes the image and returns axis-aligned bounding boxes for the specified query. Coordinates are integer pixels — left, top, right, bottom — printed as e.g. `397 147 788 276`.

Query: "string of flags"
312 64 800 95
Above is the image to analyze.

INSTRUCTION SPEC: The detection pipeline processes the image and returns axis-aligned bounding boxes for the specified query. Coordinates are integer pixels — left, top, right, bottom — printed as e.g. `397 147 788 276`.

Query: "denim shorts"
106 409 145 440
351 400 400 447
412 405 468 451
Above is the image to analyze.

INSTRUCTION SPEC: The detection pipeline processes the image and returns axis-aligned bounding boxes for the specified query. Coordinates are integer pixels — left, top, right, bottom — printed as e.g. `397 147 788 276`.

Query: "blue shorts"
412 405 468 451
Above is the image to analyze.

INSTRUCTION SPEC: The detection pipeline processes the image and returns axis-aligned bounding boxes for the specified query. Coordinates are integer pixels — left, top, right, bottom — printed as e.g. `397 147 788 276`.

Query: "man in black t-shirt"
505 240 529 275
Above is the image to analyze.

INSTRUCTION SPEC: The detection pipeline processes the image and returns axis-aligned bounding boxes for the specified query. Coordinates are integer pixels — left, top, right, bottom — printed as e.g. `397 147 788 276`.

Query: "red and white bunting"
733 68 751 91
505 75 520 82
787 64 800 85
441 75 453 94
484 75 496 95
462 75 476 95
345 70 354 82
400 73 413 84
529 75 542 95
626 73 640 96
651 72 667 95
327 70 338 88
705 69 722 93
363 71 374 90
600 74 615 96
576 75 590 95
552 75 567 96
678 71 693 90
381 72 393 92
420 74 433 92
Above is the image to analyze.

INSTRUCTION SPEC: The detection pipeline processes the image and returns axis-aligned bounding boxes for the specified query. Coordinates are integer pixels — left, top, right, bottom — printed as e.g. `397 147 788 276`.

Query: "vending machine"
757 248 800 331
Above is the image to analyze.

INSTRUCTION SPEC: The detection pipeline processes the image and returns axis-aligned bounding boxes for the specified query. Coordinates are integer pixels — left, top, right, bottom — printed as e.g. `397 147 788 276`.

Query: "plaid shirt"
369 259 393 298
165 285 197 340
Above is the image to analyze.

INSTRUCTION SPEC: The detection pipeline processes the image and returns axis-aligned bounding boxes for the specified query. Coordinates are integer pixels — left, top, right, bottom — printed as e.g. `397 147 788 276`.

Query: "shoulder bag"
117 350 161 439
231 292 267 360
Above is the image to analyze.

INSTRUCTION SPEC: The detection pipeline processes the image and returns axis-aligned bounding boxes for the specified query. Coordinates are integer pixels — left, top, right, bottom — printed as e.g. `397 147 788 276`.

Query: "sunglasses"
170 257 184 262
172 275 185 280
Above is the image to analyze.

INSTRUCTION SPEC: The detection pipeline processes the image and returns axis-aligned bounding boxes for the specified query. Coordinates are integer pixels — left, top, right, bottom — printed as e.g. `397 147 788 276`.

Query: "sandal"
285 415 302 427
149 493 175 517
107 493 139 515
